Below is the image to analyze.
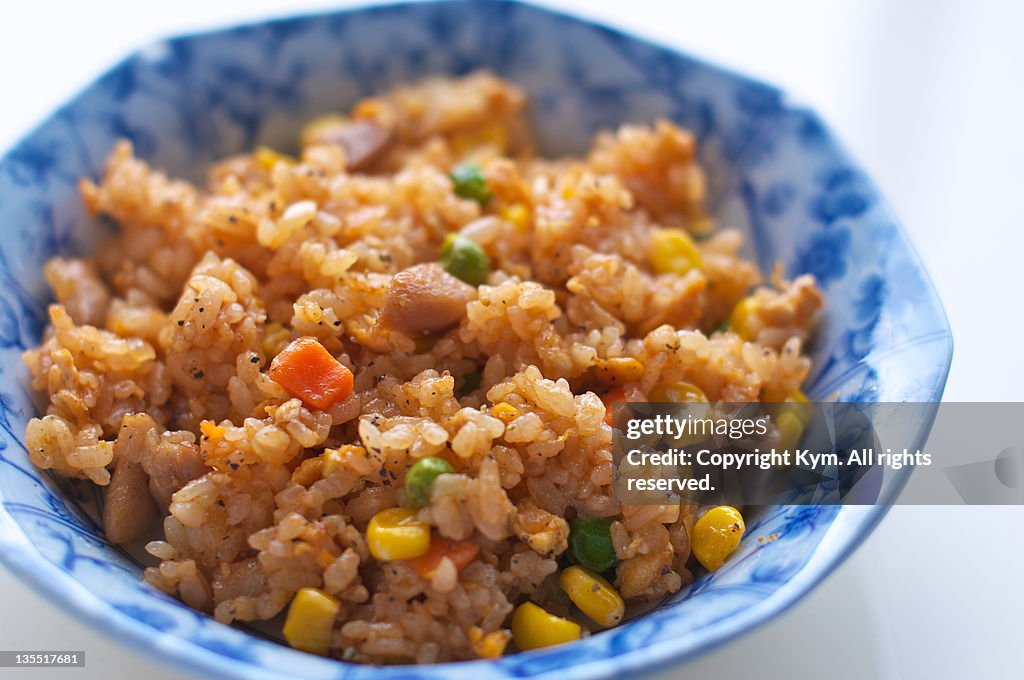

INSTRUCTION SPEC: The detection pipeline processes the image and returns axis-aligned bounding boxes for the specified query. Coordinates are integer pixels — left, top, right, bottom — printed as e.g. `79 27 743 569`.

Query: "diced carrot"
602 386 627 427
406 537 480 579
268 336 354 410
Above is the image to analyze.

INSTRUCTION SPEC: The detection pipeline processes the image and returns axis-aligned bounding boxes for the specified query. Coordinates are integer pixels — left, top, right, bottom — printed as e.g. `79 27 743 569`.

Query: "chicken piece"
103 458 159 543
379 263 475 334
302 118 393 171
115 413 206 508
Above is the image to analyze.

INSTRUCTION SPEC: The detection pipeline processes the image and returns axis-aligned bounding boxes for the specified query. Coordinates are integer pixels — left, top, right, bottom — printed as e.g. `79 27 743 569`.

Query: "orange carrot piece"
602 386 627 427
407 538 480 579
268 336 354 410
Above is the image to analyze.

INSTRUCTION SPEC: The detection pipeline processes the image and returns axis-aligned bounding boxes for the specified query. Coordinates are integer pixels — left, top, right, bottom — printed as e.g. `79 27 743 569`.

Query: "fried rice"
23 72 822 664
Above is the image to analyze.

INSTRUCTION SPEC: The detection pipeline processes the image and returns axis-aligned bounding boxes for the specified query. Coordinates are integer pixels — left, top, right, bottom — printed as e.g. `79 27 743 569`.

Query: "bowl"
0 1 952 678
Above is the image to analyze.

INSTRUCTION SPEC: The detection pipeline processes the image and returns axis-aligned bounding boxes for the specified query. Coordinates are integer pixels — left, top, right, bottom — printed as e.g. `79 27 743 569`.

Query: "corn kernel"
650 228 702 276
692 505 745 572
255 146 295 172
647 381 707 404
729 297 759 341
776 411 804 451
511 602 581 651
559 566 625 627
262 322 291 358
467 625 484 644
785 389 811 423
491 403 521 423
282 587 340 656
475 629 511 658
366 507 431 561
500 203 531 233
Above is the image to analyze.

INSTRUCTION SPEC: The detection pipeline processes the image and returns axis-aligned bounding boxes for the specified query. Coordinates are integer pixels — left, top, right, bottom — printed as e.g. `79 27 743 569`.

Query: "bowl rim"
0 0 954 678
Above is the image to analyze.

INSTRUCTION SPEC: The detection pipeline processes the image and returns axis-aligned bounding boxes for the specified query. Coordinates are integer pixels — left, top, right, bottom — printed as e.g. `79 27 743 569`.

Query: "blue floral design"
0 2 952 680
795 225 852 285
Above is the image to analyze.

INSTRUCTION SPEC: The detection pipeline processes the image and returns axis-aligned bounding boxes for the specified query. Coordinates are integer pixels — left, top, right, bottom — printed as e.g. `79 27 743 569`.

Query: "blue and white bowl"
0 2 952 679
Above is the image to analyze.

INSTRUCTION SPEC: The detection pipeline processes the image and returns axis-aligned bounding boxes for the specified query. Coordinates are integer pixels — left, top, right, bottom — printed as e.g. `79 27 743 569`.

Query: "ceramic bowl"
0 2 952 678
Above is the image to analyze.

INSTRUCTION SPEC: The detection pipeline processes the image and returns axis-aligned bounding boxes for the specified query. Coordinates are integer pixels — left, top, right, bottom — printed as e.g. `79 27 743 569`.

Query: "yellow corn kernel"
291 457 324 486
559 566 625 627
500 203 531 233
785 390 812 424
468 626 511 659
729 297 759 341
650 228 703 276
262 322 291 358
491 403 521 423
366 507 431 561
692 505 745 572
510 602 581 651
775 411 805 451
603 357 645 383
199 420 226 441
767 388 811 450
478 630 511 658
647 381 710 445
255 146 295 172
647 381 707 403
282 587 340 656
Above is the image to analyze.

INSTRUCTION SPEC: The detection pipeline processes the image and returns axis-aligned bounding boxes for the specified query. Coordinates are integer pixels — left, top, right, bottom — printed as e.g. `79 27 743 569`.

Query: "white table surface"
2 1 1021 678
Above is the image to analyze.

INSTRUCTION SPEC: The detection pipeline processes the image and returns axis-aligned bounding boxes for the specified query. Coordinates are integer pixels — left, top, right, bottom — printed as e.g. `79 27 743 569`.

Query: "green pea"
568 516 618 572
439 233 490 286
450 161 491 204
405 456 455 508
459 370 482 397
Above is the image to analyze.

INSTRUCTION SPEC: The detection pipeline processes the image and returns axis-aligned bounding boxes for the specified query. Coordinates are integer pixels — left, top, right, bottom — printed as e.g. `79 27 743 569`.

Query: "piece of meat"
144 435 207 508
307 118 393 171
379 263 475 334
115 413 206 508
103 458 159 544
